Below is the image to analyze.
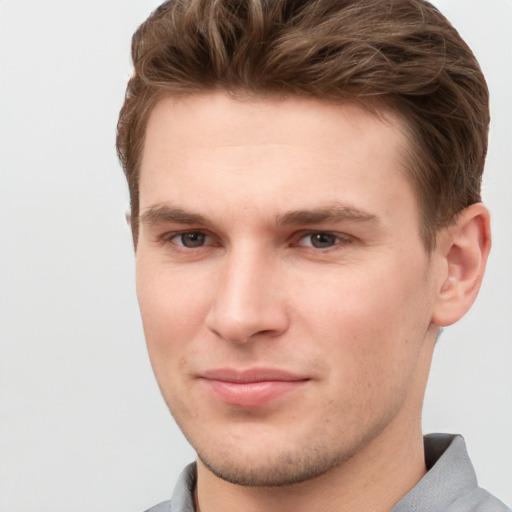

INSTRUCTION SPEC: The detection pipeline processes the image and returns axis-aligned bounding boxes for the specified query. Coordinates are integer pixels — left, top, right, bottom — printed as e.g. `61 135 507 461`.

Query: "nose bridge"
206 241 287 343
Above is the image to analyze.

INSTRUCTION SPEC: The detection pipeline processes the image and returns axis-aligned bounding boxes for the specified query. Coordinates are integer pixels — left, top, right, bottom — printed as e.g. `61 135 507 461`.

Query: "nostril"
206 309 289 344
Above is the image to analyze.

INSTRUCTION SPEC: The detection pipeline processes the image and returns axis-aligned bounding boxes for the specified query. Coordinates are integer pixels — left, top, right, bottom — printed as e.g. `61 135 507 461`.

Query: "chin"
195 438 354 487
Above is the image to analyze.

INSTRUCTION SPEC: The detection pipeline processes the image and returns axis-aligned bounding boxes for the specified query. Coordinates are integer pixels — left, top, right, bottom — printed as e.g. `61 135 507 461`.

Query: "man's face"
136 92 440 486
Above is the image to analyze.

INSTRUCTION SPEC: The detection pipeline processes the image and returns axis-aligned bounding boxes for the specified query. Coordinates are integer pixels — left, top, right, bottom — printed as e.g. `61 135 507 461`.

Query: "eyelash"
295 232 353 249
162 231 216 249
161 230 353 251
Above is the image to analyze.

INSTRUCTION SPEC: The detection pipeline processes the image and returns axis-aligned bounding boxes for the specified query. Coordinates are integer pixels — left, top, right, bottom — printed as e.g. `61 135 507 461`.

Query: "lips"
199 368 309 408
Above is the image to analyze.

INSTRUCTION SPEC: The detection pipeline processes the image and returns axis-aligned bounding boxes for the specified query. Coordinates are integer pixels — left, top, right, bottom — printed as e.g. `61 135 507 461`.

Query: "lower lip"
202 379 307 408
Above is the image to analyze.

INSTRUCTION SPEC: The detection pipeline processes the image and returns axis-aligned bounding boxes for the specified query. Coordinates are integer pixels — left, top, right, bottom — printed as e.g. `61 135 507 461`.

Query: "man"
116 1 509 511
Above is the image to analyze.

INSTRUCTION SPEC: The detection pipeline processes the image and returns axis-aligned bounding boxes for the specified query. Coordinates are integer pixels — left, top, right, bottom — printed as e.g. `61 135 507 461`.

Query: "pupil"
311 233 336 248
182 232 205 247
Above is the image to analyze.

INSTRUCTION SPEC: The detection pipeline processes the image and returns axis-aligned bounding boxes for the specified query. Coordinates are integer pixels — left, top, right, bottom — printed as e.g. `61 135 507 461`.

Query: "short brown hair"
116 0 489 250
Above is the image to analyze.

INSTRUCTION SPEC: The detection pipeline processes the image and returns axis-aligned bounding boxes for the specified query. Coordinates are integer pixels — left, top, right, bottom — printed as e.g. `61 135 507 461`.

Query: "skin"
135 92 490 512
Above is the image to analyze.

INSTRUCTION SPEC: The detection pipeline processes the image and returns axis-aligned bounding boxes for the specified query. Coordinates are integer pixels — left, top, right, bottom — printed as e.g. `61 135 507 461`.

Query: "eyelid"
293 230 354 248
156 228 354 250
161 229 217 247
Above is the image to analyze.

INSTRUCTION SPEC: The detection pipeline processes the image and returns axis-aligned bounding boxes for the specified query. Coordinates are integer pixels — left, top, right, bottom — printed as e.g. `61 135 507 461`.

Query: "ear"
431 203 491 327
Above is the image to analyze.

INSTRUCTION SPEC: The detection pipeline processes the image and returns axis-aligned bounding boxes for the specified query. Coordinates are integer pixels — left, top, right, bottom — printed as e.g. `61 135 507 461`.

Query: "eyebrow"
276 204 378 226
139 205 208 226
139 203 379 227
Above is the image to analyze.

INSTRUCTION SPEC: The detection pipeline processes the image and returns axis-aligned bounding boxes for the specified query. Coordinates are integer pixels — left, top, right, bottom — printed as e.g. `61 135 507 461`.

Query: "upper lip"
200 368 309 383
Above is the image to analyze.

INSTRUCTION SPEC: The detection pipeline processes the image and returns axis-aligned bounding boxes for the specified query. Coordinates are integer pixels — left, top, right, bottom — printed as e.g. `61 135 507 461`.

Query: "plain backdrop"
0 1 511 511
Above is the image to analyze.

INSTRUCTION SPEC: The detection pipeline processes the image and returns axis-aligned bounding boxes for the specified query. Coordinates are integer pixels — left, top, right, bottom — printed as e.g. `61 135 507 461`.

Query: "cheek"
293 260 432 375
135 260 213 364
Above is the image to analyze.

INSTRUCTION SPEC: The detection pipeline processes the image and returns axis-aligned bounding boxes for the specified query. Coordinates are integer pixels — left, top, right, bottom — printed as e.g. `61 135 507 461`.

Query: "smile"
199 368 310 408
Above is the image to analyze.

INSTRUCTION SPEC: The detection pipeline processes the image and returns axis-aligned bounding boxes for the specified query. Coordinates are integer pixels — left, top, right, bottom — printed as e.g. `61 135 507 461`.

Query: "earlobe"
431 203 491 327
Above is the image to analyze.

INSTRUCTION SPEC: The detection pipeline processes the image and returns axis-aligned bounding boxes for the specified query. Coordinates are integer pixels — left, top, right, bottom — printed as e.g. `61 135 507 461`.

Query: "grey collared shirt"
145 434 510 512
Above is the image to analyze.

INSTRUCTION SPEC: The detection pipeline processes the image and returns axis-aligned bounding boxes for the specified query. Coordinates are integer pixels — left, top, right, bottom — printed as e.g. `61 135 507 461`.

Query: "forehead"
142 92 407 161
139 92 418 230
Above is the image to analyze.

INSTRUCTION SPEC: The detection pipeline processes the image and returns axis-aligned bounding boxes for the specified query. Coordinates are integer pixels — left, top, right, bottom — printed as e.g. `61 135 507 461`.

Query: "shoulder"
144 500 172 512
142 462 197 512
447 488 511 512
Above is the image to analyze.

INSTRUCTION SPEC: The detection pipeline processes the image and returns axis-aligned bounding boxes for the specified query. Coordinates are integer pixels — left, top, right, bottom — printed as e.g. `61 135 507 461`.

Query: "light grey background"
0 1 510 511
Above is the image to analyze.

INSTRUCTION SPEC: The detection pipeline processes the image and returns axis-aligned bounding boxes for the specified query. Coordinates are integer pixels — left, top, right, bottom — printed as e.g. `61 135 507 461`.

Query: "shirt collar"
391 434 478 511
169 462 197 512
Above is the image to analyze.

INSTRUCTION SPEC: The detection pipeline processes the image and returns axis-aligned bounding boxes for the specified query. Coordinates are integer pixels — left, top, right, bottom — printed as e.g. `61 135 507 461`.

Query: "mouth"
199 368 310 408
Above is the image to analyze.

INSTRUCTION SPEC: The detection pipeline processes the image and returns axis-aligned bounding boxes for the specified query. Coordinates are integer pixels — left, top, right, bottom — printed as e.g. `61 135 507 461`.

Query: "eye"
297 232 347 249
172 231 209 248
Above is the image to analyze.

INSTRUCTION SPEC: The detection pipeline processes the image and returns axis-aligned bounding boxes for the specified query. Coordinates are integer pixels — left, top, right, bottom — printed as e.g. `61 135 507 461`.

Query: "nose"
205 246 289 344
